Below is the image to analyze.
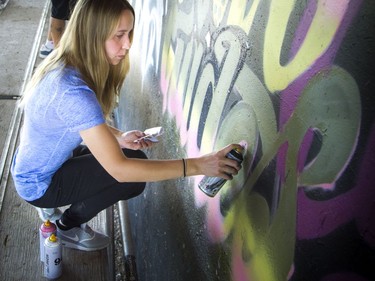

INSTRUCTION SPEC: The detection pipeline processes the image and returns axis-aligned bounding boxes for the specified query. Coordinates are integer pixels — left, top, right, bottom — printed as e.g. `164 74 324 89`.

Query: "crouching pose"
11 0 242 251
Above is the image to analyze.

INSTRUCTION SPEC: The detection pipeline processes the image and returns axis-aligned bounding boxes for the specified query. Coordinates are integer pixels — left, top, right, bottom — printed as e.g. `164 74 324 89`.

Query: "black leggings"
51 0 77 20
28 145 147 228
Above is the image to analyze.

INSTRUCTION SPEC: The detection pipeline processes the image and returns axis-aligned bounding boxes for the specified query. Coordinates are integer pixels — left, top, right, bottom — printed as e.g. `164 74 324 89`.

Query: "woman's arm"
107 124 124 139
80 123 242 183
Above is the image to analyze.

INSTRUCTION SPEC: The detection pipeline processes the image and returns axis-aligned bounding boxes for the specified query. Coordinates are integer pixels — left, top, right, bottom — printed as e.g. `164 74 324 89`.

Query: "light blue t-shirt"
11 66 105 201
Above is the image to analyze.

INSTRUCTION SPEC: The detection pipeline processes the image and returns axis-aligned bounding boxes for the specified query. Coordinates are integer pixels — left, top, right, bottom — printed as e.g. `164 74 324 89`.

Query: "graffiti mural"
119 0 375 280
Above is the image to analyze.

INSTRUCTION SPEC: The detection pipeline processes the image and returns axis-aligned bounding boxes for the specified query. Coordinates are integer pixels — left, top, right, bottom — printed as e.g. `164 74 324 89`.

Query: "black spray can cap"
227 147 244 162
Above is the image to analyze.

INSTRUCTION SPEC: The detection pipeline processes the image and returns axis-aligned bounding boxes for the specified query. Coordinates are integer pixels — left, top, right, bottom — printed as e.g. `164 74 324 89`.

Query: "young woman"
11 0 242 252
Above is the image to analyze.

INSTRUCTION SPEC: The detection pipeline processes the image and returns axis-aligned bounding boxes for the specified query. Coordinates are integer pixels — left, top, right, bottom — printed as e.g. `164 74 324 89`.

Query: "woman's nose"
122 37 131 49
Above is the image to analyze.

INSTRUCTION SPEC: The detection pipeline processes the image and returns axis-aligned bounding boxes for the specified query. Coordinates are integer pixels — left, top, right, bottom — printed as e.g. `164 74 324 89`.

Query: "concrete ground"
0 1 113 280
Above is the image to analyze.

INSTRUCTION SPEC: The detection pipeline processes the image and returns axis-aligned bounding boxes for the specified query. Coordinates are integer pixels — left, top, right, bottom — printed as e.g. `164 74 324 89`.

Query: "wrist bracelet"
182 158 186 177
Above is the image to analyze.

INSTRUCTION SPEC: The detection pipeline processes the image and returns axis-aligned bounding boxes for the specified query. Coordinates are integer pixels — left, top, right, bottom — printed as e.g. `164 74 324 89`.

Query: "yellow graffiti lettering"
223 66 360 281
264 0 349 92
289 66 361 185
154 1 359 281
227 0 261 33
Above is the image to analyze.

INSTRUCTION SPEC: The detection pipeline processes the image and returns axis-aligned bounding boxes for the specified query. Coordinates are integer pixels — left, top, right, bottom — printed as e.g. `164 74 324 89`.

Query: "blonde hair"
21 0 135 119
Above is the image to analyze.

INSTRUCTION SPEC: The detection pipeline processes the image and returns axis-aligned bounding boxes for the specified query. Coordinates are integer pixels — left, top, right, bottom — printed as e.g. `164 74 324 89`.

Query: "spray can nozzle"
48 233 58 243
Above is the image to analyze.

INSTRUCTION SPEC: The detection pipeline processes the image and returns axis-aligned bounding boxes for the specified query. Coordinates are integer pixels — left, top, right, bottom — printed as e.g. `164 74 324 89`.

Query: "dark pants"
51 0 77 20
29 145 146 228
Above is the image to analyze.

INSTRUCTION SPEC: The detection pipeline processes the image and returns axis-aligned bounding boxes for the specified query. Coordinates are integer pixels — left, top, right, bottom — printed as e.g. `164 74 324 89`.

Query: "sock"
45 39 54 50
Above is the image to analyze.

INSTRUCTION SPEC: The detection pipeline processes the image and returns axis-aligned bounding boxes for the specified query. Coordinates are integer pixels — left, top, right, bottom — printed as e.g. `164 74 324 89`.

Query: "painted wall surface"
116 0 375 280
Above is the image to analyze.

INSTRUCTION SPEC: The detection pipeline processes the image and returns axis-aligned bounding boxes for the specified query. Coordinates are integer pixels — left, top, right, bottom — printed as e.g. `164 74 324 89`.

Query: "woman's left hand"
118 130 154 150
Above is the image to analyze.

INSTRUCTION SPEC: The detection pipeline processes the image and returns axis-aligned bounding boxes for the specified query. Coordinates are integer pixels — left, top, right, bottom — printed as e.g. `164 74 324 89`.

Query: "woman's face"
105 9 134 65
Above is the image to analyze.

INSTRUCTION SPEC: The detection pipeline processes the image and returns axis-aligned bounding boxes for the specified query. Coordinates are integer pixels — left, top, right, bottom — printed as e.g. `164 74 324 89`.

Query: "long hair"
21 0 135 119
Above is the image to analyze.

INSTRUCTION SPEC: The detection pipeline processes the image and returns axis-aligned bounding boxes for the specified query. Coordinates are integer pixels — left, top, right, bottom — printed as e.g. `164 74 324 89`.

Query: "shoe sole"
61 240 109 252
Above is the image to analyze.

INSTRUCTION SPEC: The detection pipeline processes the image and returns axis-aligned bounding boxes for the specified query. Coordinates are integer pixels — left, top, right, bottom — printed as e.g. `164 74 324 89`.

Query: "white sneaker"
57 224 109 251
36 207 62 221
39 43 53 58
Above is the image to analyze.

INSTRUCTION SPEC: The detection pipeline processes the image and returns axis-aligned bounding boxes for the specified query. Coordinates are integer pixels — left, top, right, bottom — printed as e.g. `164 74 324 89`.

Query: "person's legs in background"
39 0 76 58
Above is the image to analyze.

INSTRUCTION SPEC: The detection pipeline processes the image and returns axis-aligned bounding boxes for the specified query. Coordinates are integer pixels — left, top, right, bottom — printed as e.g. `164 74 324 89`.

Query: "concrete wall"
116 0 375 280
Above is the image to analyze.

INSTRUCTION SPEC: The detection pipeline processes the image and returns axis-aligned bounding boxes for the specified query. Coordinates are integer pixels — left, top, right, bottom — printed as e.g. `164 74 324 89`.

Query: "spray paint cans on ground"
198 147 244 197
44 233 62 279
39 220 57 262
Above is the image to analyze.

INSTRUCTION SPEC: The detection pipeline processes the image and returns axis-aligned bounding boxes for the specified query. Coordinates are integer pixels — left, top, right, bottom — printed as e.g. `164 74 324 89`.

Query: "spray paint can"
39 220 57 262
44 233 62 279
198 147 244 197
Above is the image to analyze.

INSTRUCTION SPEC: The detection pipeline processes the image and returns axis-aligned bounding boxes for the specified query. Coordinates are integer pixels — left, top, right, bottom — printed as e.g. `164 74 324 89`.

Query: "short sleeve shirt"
11 66 105 201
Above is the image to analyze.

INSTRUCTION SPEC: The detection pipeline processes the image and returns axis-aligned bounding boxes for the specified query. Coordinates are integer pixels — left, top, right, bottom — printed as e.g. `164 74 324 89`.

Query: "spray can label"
44 233 62 279
198 147 244 197
39 220 57 262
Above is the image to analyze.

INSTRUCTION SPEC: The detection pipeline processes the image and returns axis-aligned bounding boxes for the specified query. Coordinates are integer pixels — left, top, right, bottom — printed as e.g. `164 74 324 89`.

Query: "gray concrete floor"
0 1 111 280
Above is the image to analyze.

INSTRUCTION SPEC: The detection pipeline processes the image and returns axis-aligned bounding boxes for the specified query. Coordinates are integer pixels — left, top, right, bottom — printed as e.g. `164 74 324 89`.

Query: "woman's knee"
131 182 146 198
116 181 146 200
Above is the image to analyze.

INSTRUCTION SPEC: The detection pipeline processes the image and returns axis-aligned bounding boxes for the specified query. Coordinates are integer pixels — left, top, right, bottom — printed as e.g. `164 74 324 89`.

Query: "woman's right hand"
194 144 243 179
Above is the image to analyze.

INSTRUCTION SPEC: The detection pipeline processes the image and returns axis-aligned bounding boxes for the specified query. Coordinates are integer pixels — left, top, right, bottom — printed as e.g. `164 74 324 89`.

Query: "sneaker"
57 224 109 251
36 207 62 221
39 43 53 58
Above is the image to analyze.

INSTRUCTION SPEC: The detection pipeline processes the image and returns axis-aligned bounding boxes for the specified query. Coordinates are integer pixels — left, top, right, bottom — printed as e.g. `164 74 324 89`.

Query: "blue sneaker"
39 43 53 58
